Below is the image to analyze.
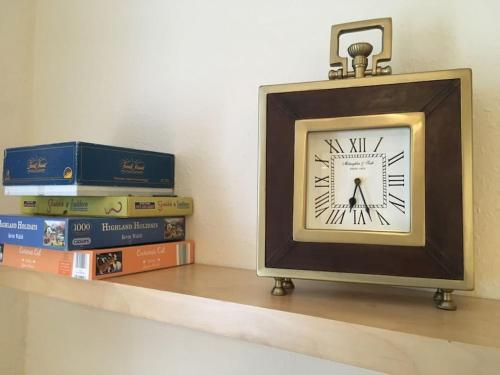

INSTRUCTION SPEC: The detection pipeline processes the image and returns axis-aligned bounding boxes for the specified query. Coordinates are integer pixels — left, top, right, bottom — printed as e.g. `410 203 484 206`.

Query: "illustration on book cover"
165 218 184 241
43 220 66 247
96 251 123 276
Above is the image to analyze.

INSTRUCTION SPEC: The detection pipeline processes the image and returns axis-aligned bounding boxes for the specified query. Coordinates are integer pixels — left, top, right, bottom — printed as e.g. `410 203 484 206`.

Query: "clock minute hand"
349 182 358 212
355 178 372 219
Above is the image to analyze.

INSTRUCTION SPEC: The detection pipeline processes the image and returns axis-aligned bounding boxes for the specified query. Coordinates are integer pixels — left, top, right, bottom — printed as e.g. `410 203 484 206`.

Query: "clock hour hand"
355 178 372 219
349 182 358 212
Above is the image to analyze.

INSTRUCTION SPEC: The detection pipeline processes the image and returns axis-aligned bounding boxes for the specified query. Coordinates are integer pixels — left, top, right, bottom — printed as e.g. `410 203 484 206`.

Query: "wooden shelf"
1 264 500 374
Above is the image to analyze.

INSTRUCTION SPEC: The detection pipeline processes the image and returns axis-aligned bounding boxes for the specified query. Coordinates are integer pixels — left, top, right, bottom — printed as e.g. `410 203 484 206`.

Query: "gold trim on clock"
257 69 473 290
293 112 425 246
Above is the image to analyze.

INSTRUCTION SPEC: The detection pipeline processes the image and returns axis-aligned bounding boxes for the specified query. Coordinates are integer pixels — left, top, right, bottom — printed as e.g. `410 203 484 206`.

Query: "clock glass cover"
306 127 411 232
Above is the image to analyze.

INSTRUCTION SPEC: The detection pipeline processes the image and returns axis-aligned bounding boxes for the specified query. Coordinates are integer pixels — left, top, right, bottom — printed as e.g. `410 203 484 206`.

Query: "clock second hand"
355 178 372 219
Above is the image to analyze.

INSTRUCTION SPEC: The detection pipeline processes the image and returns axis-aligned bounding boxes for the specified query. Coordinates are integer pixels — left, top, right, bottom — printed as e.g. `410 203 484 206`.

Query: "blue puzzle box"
3 142 174 196
0 215 185 251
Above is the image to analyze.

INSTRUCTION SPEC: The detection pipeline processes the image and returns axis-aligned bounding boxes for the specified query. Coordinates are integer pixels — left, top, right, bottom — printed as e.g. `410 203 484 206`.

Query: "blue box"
3 142 174 196
0 215 185 250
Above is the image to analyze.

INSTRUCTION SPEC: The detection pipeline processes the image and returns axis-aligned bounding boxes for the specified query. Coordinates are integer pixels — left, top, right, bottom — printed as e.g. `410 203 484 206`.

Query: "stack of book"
0 142 194 280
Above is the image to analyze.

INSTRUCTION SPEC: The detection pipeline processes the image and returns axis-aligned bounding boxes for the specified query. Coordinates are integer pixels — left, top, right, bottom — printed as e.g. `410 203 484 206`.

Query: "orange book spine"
0 241 194 280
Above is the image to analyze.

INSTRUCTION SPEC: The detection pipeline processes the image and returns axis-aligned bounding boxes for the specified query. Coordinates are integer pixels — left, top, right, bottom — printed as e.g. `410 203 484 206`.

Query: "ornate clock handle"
329 17 392 80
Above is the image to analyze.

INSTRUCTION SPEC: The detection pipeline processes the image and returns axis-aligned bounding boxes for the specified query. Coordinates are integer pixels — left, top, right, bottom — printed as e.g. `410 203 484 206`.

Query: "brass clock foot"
271 277 287 296
436 289 457 311
282 278 295 290
433 288 444 302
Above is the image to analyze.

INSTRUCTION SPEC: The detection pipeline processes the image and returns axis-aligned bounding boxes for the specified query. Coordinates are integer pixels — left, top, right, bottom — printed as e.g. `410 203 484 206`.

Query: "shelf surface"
1 264 500 374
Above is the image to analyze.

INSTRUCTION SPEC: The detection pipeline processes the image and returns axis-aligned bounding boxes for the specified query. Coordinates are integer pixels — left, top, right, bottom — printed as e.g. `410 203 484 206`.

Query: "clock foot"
271 277 287 296
282 278 295 290
433 288 444 302
436 289 457 311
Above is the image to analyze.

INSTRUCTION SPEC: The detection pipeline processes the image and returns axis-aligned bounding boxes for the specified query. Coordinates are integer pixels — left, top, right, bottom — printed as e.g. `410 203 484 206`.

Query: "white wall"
28 0 500 299
0 0 34 212
2 1 500 374
0 1 34 374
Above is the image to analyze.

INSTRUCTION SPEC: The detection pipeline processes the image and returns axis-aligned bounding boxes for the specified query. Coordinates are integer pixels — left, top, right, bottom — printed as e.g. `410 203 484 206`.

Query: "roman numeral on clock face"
314 191 330 218
314 155 329 167
314 175 329 188
375 210 390 225
326 209 345 225
307 127 411 233
324 139 344 154
388 193 405 214
349 138 366 153
373 137 383 152
388 151 404 166
388 174 405 187
353 210 366 225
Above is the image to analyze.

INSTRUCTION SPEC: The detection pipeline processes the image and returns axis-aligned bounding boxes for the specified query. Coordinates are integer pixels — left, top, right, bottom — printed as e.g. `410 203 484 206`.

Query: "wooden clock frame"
257 69 473 301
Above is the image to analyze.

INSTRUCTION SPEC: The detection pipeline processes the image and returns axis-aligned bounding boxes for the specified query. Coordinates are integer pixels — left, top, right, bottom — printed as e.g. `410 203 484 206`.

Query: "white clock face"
306 127 411 232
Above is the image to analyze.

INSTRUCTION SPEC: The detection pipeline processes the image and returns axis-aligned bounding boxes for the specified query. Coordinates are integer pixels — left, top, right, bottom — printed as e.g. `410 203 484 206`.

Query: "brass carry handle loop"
329 17 392 79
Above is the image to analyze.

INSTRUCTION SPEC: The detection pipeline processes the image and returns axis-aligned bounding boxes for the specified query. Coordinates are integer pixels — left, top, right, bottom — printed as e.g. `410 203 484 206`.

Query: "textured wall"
27 0 500 299
1 1 499 374
0 0 34 213
0 1 34 373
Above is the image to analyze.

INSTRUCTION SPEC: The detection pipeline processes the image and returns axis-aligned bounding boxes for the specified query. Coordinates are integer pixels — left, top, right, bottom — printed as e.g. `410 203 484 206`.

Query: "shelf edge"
1 266 499 374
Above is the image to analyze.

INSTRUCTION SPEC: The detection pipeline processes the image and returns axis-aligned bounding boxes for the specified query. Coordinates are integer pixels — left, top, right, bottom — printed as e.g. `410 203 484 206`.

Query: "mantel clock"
257 18 473 310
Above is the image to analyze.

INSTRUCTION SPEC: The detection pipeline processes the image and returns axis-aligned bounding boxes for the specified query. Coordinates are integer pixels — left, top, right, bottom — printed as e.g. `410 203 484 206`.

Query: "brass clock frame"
293 112 425 247
257 17 473 310
257 69 473 292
